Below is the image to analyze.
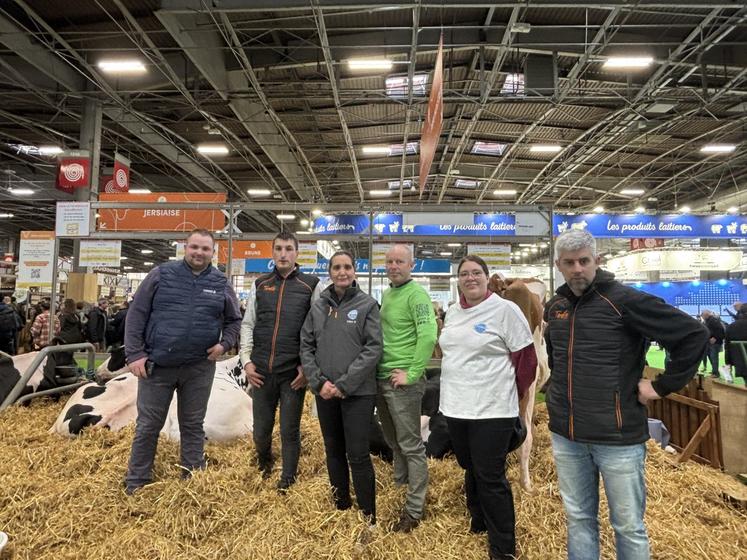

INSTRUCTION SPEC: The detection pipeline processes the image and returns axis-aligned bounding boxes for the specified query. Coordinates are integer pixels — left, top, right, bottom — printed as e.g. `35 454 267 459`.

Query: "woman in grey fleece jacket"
300 250 382 526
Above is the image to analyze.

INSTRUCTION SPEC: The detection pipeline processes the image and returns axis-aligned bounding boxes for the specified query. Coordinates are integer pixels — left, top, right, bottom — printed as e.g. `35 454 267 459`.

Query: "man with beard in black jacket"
544 229 707 560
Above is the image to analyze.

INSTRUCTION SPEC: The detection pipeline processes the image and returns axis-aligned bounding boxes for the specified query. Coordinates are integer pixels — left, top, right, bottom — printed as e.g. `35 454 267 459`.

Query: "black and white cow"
0 350 79 406
51 355 253 442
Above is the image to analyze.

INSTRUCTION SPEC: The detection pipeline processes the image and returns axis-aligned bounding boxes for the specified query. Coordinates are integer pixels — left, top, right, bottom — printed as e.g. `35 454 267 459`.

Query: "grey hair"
554 229 597 260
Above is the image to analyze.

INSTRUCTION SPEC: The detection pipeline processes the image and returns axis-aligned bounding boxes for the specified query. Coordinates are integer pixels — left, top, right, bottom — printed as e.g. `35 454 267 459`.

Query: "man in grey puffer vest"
124 229 242 495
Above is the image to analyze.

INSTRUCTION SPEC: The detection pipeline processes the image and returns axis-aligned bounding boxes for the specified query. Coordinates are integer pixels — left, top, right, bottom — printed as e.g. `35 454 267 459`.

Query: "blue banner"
554 214 747 238
245 257 451 275
314 213 516 236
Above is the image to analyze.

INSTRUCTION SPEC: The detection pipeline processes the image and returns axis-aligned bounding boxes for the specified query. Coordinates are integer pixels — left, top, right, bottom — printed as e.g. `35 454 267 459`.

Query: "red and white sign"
629 238 665 250
56 150 91 193
112 152 130 193
100 175 115 193
419 34 444 194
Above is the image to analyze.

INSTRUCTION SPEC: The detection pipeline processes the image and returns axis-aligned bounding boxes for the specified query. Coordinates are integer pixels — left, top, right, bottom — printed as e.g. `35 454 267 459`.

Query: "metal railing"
0 343 96 411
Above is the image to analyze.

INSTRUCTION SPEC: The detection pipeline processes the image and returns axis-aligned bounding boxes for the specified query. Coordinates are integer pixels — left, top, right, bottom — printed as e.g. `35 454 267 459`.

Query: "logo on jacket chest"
261 285 276 292
550 299 571 320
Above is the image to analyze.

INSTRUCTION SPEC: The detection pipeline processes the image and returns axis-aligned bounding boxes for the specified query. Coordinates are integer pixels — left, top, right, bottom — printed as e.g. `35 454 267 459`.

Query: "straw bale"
0 398 745 560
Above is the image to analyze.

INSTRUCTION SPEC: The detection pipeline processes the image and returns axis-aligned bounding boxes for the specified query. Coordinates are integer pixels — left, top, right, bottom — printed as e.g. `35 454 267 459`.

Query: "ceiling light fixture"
300 219 310 227
129 188 151 194
296 230 311 235
529 145 563 153
347 59 393 71
700 144 736 153
361 146 391 155
439 251 452 256
634 206 646 213
143 261 154 266
311 209 323 216
603 56 654 68
247 188 271 196
276 214 295 221
620 188 645 195
123 266 133 270
196 144 229 155
727 206 739 214
593 206 604 213
493 189 517 196
679 205 691 213
141 249 153 254
97 59 147 74
446 243 461 247
9 188 34 196
369 189 392 196
38 146 63 156
0 213 14 218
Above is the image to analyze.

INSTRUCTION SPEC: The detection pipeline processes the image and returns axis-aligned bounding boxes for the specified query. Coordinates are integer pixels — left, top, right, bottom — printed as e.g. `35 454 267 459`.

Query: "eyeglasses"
458 270 485 279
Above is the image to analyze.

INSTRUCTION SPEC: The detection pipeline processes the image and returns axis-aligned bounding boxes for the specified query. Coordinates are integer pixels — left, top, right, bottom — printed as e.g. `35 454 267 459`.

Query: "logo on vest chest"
262 285 276 292
202 288 218 295
554 310 569 320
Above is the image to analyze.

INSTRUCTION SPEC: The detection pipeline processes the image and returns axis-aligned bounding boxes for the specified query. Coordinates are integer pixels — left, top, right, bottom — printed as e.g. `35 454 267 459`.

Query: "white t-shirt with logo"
438 293 534 419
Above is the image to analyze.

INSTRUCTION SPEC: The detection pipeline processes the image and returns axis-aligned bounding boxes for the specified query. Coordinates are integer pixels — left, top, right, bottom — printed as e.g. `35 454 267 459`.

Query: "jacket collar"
322 281 359 306
389 278 413 289
180 258 213 277
556 268 616 299
273 263 299 280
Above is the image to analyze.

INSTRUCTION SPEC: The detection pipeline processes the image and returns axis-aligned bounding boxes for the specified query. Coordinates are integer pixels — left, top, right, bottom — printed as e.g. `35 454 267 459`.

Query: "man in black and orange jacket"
544 229 707 560
239 232 321 492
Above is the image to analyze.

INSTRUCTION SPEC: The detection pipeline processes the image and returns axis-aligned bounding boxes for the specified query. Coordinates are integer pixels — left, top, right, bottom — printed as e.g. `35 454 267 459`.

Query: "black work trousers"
316 394 376 522
446 416 517 558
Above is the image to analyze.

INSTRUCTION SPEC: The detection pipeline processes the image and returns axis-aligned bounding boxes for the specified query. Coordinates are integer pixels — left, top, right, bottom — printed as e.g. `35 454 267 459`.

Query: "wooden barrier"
644 368 724 469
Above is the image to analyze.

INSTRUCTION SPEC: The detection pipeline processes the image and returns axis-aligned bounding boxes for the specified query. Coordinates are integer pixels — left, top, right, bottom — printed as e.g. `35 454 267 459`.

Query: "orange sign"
21 231 55 240
419 34 444 194
216 240 274 264
98 193 226 232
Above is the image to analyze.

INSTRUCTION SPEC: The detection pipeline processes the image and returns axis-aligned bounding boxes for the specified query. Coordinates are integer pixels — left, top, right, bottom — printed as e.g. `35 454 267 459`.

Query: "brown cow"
489 274 550 493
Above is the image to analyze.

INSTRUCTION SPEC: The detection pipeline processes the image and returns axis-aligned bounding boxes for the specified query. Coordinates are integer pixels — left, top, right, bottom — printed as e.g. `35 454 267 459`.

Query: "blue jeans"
702 342 722 376
551 433 650 560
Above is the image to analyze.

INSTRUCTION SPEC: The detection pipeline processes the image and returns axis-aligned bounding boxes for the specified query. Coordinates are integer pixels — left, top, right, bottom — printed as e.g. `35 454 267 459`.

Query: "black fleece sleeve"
621 289 708 397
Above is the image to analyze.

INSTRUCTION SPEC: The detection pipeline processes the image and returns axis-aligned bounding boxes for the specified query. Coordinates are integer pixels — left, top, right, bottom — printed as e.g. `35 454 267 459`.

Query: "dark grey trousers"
125 359 215 490
251 373 306 482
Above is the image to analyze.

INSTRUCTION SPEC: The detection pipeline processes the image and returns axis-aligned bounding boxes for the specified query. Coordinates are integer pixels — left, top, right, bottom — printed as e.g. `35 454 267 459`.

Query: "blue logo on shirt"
347 309 358 321
474 323 487 334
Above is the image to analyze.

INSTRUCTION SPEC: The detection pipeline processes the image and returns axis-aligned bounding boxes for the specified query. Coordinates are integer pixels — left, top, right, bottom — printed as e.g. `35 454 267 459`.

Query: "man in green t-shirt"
377 244 438 532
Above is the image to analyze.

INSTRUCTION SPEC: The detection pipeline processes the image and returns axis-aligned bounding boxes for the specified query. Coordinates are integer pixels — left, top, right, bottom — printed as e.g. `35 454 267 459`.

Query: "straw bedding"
0 398 745 560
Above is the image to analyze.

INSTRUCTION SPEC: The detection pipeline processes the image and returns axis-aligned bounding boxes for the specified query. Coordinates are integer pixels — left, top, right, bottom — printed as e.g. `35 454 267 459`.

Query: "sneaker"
393 510 420 533
355 521 377 550
276 477 295 494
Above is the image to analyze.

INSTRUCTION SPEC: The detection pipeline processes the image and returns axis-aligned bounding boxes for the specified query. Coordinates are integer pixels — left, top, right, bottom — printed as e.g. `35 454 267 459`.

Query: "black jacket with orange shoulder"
543 269 707 445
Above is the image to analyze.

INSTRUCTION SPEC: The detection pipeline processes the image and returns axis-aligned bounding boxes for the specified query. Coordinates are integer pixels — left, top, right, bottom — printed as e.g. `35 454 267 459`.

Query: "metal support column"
48 236 60 346
368 210 374 295
73 97 102 272
227 203 234 281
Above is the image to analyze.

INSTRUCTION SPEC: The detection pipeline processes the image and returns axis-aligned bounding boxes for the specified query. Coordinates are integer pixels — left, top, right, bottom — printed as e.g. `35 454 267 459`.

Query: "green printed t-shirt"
377 280 438 384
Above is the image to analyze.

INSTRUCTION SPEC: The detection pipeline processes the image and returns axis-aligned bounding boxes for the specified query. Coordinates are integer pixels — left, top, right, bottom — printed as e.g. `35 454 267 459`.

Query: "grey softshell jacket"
300 282 382 397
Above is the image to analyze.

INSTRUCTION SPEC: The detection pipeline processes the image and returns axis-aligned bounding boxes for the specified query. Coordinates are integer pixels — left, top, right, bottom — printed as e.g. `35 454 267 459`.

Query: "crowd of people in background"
0 293 130 356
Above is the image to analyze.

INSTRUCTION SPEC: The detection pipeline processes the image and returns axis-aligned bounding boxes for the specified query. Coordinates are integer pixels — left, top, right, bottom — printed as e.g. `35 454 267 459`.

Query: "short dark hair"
187 228 215 243
40 301 50 310
273 231 298 250
328 250 355 271
457 255 489 277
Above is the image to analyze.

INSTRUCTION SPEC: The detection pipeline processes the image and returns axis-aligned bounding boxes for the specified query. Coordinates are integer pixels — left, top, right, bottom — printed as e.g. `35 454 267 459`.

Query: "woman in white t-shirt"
439 255 537 560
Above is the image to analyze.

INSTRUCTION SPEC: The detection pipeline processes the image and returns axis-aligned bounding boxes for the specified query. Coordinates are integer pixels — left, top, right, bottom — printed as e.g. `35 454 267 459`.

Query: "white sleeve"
239 283 257 364
500 300 535 352
311 280 324 302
